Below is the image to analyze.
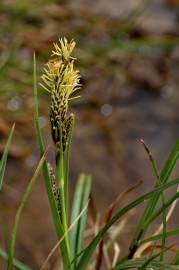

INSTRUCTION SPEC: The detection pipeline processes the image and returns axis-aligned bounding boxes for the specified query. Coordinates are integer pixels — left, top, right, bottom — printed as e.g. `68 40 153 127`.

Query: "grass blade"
128 190 179 260
7 152 46 270
96 181 141 270
140 140 167 261
172 250 179 265
40 201 89 270
0 248 31 270
70 174 84 266
129 139 179 257
77 177 179 270
0 124 15 190
139 245 173 270
70 174 91 269
140 229 179 245
113 258 179 270
145 191 179 227
160 140 179 183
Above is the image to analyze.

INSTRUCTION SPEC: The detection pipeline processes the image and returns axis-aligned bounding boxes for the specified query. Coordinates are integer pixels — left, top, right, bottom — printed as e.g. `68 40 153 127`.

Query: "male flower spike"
41 38 81 154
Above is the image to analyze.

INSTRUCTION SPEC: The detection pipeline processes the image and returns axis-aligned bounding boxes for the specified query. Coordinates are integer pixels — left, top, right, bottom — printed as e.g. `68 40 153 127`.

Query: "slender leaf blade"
140 229 179 245
77 177 179 270
70 174 91 269
7 153 46 270
113 258 179 270
130 139 179 251
0 247 31 270
0 124 15 190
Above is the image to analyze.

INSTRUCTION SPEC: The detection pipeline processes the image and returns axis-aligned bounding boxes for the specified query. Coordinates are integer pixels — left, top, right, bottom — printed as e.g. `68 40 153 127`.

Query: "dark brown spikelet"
48 163 61 218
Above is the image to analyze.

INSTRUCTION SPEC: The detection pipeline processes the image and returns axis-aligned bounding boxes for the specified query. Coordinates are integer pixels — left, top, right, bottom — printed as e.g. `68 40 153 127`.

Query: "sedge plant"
38 38 92 270
0 37 179 270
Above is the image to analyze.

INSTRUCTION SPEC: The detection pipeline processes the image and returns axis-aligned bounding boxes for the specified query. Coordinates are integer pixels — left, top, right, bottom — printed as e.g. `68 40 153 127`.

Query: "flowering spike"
41 37 81 153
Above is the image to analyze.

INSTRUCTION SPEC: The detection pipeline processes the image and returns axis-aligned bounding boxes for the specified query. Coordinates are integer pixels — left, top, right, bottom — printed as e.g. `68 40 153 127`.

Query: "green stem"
56 126 71 268
33 53 71 269
58 155 70 259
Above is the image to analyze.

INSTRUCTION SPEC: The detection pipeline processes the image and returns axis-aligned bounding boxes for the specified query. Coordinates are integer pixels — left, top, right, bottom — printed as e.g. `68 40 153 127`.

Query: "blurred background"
0 0 179 269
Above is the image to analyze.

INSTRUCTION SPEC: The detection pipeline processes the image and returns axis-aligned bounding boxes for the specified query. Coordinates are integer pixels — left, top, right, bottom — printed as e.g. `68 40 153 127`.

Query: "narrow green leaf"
125 190 179 264
145 191 179 226
40 202 89 270
7 153 46 270
0 124 15 190
140 229 179 245
113 258 179 270
139 246 170 270
172 250 179 265
160 140 179 183
76 175 91 260
0 247 31 270
70 174 91 269
130 139 179 253
77 177 179 270
70 174 84 263
140 140 167 261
